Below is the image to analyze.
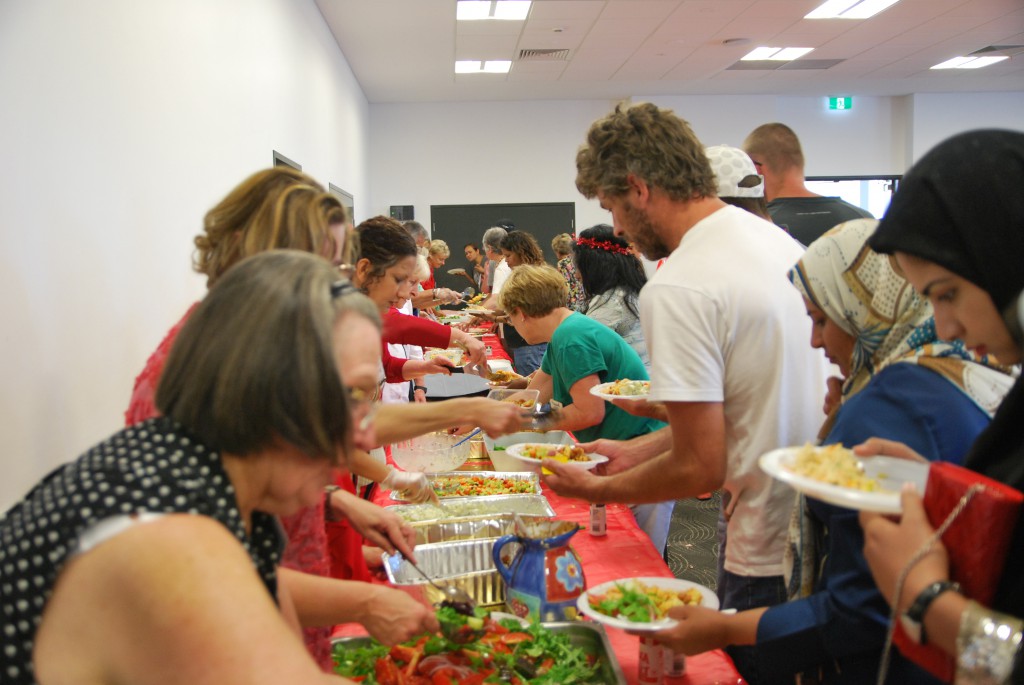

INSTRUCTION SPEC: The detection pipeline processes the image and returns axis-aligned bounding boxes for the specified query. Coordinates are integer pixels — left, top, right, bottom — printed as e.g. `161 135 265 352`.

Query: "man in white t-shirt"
544 102 827 682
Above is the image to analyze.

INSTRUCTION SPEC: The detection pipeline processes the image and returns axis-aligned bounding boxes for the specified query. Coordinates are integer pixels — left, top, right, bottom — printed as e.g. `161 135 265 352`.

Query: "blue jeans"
513 343 547 376
718 569 786 684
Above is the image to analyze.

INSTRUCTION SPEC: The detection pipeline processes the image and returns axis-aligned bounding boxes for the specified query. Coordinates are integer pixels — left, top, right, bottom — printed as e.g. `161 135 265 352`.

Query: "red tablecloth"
333 483 743 684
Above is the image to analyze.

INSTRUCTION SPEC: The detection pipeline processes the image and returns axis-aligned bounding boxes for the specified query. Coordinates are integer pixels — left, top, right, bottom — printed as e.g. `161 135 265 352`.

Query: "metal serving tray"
388 471 541 501
332 620 626 684
407 513 553 545
386 493 555 524
383 537 511 608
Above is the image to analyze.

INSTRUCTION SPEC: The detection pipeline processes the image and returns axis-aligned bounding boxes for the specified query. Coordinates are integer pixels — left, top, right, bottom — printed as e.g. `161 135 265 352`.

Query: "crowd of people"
2 100 1022 685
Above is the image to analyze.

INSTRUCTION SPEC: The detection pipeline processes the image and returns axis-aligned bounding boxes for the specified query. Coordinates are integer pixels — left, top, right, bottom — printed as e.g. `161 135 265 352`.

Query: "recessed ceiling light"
455 60 482 73
931 55 1009 69
454 60 512 74
805 0 900 19
457 1 531 21
741 47 814 61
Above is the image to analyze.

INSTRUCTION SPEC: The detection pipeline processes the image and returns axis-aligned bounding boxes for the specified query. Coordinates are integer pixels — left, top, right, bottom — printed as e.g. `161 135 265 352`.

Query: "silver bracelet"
956 599 1024 685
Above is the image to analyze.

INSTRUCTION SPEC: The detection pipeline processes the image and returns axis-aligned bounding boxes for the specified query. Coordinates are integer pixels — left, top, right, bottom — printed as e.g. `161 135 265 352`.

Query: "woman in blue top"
498 263 674 553
646 218 1014 683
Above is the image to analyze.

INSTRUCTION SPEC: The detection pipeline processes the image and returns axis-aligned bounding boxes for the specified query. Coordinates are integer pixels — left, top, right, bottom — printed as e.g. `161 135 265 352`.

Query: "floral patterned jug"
492 518 586 621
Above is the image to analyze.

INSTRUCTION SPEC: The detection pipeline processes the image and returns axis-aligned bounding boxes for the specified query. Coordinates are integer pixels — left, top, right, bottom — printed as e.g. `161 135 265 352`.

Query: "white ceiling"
315 0 1024 103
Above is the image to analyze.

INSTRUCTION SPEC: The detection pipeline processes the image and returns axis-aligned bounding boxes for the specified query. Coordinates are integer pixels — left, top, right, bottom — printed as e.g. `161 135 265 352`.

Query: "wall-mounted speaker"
389 205 414 221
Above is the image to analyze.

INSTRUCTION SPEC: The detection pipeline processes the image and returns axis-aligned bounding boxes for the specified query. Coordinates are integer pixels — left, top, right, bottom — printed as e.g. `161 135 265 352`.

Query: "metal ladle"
404 556 476 616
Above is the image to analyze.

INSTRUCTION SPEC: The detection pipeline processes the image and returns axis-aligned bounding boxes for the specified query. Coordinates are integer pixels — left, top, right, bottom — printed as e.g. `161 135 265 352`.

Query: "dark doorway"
429 202 576 294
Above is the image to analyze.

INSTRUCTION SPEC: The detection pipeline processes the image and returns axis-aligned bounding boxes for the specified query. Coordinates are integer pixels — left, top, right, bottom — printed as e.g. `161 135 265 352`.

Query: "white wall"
367 92 1021 241
0 0 370 509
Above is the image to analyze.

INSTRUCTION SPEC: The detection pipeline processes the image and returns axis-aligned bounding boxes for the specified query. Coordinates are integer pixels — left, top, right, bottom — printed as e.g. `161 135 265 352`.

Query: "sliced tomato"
375 658 404 685
538 657 555 675
500 632 533 645
389 645 420 664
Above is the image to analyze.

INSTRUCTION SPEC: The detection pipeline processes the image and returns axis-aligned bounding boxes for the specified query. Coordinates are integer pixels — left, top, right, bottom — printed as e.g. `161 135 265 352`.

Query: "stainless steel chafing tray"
385 493 555 524
388 471 541 501
383 537 512 608
331 620 626 685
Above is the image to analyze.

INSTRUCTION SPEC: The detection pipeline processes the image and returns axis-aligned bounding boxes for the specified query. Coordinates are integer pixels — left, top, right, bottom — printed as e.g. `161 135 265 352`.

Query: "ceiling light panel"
457 1 531 21
931 55 1009 70
805 0 900 19
741 47 814 61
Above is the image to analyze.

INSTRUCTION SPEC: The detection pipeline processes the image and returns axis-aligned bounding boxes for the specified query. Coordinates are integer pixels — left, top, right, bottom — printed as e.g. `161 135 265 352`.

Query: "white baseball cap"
705 145 764 198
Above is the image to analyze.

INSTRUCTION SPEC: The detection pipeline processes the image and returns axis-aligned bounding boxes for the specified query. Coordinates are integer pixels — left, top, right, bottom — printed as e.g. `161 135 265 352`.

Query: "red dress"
125 305 343 671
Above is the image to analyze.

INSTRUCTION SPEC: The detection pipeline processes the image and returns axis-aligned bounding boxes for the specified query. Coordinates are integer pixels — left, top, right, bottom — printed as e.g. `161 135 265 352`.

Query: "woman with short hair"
4 251 438 685
499 263 674 554
551 232 586 311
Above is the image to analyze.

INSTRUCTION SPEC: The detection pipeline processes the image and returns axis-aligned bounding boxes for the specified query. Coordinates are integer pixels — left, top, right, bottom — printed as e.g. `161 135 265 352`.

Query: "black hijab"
871 129 1024 616
869 129 1024 312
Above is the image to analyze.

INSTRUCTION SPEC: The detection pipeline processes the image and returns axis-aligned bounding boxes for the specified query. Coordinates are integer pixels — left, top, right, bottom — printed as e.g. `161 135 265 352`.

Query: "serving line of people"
5 110 1022 685
0 168 542 684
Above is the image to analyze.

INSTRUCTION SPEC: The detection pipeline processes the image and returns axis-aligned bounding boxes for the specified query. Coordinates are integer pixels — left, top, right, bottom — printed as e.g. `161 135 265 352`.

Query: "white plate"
503 443 608 474
759 447 928 514
447 268 467 275
589 381 650 401
576 577 718 632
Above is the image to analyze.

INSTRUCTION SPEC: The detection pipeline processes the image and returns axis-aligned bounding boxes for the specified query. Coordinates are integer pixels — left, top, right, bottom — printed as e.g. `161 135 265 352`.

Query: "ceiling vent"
727 58 843 71
970 45 1024 57
518 48 570 61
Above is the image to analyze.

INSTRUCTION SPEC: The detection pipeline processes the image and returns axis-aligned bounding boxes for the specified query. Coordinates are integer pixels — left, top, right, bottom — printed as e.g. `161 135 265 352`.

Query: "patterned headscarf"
789 218 1012 415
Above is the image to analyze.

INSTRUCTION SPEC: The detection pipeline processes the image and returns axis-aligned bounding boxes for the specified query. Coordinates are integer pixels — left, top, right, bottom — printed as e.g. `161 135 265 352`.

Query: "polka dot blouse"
0 417 285 684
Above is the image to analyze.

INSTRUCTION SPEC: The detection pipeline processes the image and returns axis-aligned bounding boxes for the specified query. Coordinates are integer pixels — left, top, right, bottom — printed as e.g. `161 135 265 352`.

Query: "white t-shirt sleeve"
641 282 726 403
491 260 511 294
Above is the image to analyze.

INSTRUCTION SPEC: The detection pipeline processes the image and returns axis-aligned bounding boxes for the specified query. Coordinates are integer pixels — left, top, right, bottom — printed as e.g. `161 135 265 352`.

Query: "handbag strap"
876 483 986 685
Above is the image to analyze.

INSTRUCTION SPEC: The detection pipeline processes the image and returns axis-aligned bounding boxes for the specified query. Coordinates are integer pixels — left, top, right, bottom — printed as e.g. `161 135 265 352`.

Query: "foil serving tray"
385 493 555 524
383 537 511 608
332 620 626 684
388 471 541 501
407 512 554 545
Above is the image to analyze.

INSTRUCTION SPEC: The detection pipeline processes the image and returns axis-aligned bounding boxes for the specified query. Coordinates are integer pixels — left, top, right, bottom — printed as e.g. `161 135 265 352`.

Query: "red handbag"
892 461 1024 681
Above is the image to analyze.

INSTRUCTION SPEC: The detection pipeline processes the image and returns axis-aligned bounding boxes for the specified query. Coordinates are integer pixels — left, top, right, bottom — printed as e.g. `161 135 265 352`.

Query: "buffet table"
333 481 743 684
333 321 743 684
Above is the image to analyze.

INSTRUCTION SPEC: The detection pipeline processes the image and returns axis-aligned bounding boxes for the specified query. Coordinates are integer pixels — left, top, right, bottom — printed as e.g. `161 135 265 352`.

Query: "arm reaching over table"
280 569 440 646
545 402 726 504
327 488 418 561
578 427 672 475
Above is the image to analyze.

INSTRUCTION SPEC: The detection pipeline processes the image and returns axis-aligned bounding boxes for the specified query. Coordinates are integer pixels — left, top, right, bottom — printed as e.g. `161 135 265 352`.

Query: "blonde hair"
551 233 575 258
498 264 568 317
428 239 450 259
413 253 431 282
157 250 378 462
194 168 349 287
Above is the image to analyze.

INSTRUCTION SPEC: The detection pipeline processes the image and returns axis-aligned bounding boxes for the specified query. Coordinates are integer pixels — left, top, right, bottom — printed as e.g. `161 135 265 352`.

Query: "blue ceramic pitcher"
492 518 585 622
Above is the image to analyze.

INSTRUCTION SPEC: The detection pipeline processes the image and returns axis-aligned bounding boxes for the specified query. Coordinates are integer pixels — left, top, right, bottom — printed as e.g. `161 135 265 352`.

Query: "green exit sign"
828 96 853 110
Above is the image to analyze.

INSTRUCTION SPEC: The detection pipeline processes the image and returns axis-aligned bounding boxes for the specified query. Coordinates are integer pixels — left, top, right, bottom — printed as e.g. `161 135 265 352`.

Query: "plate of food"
577 577 718 632
502 443 608 475
447 267 468 275
759 443 929 514
590 379 651 401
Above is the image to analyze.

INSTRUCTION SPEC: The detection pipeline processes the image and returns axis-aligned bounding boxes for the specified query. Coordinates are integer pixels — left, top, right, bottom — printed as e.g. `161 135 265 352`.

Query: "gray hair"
482 226 508 254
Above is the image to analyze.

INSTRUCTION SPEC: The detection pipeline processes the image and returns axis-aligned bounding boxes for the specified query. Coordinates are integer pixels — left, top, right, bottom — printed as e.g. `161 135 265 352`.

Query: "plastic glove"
381 467 438 504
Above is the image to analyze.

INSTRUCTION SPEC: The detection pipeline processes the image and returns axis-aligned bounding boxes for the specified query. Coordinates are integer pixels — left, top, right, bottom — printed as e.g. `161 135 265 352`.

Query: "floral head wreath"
575 236 633 256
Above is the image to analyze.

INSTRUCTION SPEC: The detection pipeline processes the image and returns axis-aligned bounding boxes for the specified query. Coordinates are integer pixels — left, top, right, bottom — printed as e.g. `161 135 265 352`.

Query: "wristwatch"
901 580 961 644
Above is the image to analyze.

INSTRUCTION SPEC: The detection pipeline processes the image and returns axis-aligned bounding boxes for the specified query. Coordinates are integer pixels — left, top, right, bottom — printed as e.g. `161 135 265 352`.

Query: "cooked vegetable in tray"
333 607 603 685
430 474 538 498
